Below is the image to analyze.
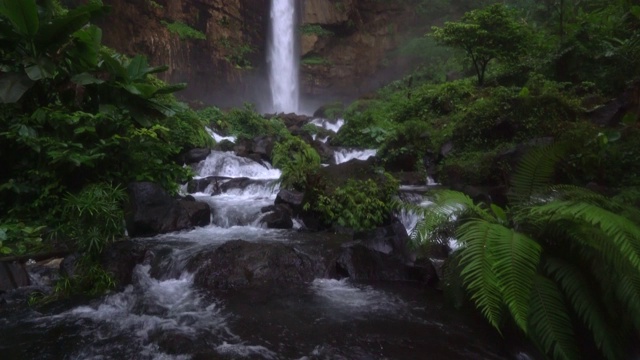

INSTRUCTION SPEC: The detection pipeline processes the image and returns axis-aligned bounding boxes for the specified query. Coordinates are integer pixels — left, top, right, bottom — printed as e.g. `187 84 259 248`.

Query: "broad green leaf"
24 58 55 80
34 3 103 47
0 73 34 103
121 82 157 98
71 72 104 85
0 0 38 38
154 83 187 95
71 25 102 69
127 55 149 81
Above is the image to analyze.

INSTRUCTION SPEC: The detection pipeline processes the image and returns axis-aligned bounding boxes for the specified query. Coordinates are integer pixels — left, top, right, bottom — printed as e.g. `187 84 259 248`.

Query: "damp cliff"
88 0 433 109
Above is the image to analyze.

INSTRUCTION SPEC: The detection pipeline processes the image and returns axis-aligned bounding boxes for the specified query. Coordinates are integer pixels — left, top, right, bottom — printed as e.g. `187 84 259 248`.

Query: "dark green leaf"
0 0 38 38
0 73 34 103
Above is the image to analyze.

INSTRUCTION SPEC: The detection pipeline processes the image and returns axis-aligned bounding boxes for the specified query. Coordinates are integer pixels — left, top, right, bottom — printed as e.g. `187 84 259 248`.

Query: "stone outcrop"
89 0 270 108
125 182 211 237
68 0 433 108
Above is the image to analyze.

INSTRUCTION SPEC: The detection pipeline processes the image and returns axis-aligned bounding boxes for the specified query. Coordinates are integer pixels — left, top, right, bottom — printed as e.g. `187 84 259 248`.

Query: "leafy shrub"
218 104 289 140
315 174 399 231
62 183 126 255
272 137 321 190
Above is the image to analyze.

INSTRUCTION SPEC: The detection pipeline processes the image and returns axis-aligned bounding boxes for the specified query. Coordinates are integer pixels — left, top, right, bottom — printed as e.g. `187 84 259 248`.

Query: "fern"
545 258 622 360
457 220 504 329
528 275 579 360
508 143 564 205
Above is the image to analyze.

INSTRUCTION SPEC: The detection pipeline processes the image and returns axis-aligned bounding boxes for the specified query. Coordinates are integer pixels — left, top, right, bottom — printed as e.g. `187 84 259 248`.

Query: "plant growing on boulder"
315 174 399 231
272 137 321 191
413 144 640 359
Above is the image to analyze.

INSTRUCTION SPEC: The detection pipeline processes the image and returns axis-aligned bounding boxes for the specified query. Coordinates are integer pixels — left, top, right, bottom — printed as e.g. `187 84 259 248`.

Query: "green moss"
301 55 331 66
161 21 206 40
300 24 333 37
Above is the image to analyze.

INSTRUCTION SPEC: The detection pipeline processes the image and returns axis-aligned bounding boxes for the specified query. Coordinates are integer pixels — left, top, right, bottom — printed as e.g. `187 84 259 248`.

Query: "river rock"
0 262 30 292
190 240 323 290
275 189 304 215
125 182 211 237
178 148 211 165
252 135 275 161
101 240 150 288
259 204 294 229
353 221 415 264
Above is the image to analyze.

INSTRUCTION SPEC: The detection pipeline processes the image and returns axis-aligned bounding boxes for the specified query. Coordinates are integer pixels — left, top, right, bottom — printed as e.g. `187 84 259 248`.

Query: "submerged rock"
190 240 324 290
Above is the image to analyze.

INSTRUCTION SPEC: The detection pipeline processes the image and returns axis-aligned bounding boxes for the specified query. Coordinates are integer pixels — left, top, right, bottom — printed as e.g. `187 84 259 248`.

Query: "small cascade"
333 148 377 164
206 127 236 143
194 151 281 180
268 0 298 113
310 118 345 133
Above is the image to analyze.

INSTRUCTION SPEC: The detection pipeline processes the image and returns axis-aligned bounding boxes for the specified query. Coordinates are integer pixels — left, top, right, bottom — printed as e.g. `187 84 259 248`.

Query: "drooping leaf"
0 0 38 38
0 73 34 103
34 3 103 48
154 83 187 95
71 72 104 85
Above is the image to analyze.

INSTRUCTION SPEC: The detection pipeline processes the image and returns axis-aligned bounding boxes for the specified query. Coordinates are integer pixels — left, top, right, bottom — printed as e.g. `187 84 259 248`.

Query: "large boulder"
177 148 211 165
189 240 324 290
353 221 415 264
259 204 294 229
275 189 304 216
0 262 29 292
334 244 436 283
101 240 150 288
125 182 211 237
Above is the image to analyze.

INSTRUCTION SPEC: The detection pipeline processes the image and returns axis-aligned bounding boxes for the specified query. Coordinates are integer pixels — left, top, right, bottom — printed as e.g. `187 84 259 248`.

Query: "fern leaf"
528 275 579 360
532 201 640 271
509 143 563 205
457 220 504 330
545 258 622 360
491 225 541 332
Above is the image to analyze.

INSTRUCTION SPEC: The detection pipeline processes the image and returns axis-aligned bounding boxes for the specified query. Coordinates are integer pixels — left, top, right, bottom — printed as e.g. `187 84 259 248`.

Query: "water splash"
194 151 281 179
269 0 298 113
333 148 377 164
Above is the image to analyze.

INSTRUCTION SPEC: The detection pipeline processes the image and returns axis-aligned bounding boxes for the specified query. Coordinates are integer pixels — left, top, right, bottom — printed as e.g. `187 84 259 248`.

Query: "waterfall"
269 0 299 113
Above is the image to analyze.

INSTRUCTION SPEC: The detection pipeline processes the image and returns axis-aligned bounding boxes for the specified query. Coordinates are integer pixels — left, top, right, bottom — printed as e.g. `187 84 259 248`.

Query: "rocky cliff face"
88 0 426 111
299 0 420 105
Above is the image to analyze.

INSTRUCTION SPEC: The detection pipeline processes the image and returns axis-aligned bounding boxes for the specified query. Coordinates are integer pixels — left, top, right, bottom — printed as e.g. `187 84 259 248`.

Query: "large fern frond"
528 275 579 360
531 201 640 270
491 226 541 332
545 258 622 360
457 220 504 330
410 189 495 247
508 143 564 206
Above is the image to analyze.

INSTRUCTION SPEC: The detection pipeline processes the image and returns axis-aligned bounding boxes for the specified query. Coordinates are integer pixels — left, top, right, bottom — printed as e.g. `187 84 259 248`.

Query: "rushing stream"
0 130 530 359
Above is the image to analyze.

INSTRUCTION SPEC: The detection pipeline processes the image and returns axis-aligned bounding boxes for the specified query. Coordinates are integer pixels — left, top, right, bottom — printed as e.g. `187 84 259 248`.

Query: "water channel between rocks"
0 121 530 360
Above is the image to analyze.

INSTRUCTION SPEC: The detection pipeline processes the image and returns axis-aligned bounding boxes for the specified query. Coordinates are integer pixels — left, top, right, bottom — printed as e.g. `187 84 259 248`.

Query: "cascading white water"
268 0 299 113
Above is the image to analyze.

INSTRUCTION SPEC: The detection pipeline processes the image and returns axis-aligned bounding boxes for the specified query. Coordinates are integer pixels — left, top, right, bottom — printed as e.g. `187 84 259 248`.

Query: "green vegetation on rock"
161 20 206 40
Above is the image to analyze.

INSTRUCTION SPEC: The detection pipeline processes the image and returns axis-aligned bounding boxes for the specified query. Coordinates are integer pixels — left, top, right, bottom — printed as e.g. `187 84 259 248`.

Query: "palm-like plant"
413 144 640 360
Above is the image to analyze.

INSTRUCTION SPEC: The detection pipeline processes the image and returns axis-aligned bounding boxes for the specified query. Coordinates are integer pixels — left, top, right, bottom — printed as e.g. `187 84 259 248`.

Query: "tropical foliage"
412 144 640 359
431 4 528 85
0 0 210 279
272 137 321 191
